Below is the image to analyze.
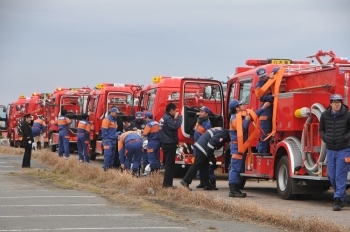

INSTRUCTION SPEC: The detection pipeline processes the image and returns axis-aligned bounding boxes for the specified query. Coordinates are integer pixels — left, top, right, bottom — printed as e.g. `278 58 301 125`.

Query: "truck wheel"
49 134 57 152
237 176 247 190
174 165 189 178
276 156 295 200
14 141 19 148
10 140 14 147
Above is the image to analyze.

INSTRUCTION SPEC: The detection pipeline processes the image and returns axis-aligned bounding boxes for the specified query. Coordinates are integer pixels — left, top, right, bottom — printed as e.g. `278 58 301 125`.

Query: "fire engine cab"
225 50 350 199
140 76 225 176
7 95 34 147
47 87 91 153
87 83 142 160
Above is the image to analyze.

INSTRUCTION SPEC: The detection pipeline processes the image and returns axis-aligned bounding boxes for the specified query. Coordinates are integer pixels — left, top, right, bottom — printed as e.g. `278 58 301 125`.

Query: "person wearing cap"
101 107 119 171
159 103 182 188
320 94 350 211
228 99 270 198
56 109 72 159
143 111 160 173
254 67 279 156
31 115 46 150
126 111 146 132
77 113 90 163
118 131 143 177
193 106 217 190
126 111 148 170
21 114 34 168
180 127 231 191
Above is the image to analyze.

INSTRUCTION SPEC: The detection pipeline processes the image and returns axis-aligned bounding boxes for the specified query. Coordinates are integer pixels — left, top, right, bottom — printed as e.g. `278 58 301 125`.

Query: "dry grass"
0 146 348 232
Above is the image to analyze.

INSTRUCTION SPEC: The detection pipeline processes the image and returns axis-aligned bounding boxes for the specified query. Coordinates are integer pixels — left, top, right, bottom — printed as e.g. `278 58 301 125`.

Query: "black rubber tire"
276 156 295 200
90 153 97 161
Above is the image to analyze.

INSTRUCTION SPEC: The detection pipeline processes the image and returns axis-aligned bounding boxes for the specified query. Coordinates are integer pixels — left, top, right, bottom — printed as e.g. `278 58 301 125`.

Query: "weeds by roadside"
0 146 348 232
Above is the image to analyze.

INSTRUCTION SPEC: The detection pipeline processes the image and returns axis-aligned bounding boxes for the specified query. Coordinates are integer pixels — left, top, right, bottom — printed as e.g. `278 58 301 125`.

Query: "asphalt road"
0 152 278 232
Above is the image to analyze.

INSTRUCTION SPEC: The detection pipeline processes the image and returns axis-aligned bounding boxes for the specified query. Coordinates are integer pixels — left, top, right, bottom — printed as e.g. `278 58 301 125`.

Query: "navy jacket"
194 127 230 156
159 112 182 145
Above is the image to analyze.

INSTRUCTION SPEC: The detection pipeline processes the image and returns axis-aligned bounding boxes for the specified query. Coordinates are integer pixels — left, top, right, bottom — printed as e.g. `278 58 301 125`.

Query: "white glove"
28 141 32 144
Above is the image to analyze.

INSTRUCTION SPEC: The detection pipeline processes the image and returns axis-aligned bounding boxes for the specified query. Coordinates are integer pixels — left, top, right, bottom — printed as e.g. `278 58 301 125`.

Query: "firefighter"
180 127 230 190
254 67 279 156
21 114 34 168
159 103 182 188
228 99 270 198
101 107 119 171
77 113 90 163
193 106 216 189
56 109 72 159
126 111 148 171
118 131 143 176
319 94 350 211
31 115 46 150
143 111 160 173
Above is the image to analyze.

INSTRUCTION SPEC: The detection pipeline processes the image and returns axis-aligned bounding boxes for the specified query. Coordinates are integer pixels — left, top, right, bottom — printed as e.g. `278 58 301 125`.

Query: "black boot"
196 183 204 188
209 179 218 190
333 197 342 211
131 170 138 178
229 184 247 198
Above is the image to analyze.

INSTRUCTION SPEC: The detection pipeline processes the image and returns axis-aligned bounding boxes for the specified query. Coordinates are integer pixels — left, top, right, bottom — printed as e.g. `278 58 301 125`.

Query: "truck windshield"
0 106 6 129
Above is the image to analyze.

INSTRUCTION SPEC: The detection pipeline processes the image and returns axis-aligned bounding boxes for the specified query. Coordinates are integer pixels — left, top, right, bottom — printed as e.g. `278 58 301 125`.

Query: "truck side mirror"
2 107 6 113
203 86 213 99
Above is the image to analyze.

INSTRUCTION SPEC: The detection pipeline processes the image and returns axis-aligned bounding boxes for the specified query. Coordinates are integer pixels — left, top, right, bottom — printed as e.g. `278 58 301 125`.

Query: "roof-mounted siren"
246 59 310 67
113 83 126 87
152 76 162 84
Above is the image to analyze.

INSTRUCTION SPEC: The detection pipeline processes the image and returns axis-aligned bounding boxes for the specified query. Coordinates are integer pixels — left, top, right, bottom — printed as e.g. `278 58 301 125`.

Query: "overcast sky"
1 0 349 105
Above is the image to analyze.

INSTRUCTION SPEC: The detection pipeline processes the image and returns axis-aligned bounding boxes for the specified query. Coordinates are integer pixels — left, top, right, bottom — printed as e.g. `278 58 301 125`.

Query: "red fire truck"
139 76 225 176
7 95 39 147
47 87 91 153
224 50 350 199
86 83 142 160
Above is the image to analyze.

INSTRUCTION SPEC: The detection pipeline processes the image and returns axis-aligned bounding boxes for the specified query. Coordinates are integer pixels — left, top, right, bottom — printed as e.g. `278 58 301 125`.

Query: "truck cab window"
239 81 252 104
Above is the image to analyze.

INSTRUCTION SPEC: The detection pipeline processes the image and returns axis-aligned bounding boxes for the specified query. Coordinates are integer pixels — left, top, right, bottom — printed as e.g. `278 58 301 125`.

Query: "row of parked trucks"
2 50 350 199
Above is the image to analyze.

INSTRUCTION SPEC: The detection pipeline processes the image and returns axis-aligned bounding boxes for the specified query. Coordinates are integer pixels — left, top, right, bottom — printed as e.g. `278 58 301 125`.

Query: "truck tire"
276 156 295 200
174 165 189 178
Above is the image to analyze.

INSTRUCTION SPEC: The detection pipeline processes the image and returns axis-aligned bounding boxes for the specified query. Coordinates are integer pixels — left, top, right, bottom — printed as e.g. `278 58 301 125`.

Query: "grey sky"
1 0 349 105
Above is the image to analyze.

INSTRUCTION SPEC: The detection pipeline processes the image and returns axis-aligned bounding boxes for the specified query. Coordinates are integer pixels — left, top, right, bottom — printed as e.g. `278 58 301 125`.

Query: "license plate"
270 59 291 64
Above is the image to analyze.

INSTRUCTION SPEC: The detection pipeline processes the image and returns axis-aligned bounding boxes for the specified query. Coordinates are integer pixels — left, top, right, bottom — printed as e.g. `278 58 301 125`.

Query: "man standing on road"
180 127 230 190
21 114 34 168
31 115 46 150
143 111 160 173
159 103 182 188
77 113 90 163
320 94 350 211
56 109 72 159
228 99 270 198
101 107 119 171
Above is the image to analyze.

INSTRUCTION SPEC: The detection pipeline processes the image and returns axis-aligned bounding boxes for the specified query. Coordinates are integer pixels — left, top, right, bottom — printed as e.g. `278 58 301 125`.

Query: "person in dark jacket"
180 127 231 190
77 113 90 163
112 114 124 168
319 94 350 211
21 114 34 168
159 103 182 188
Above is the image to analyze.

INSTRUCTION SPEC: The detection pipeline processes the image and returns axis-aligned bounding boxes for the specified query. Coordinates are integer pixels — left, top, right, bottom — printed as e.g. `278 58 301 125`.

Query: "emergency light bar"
246 59 310 66
19 95 26 99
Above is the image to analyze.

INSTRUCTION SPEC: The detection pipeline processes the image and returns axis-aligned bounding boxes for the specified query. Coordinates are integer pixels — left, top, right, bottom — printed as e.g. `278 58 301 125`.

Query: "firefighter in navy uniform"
180 127 231 190
31 115 46 150
101 107 119 171
126 111 148 171
118 131 143 177
77 113 90 163
21 114 34 168
192 106 216 189
143 111 160 173
254 67 279 156
56 109 72 159
228 99 270 198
